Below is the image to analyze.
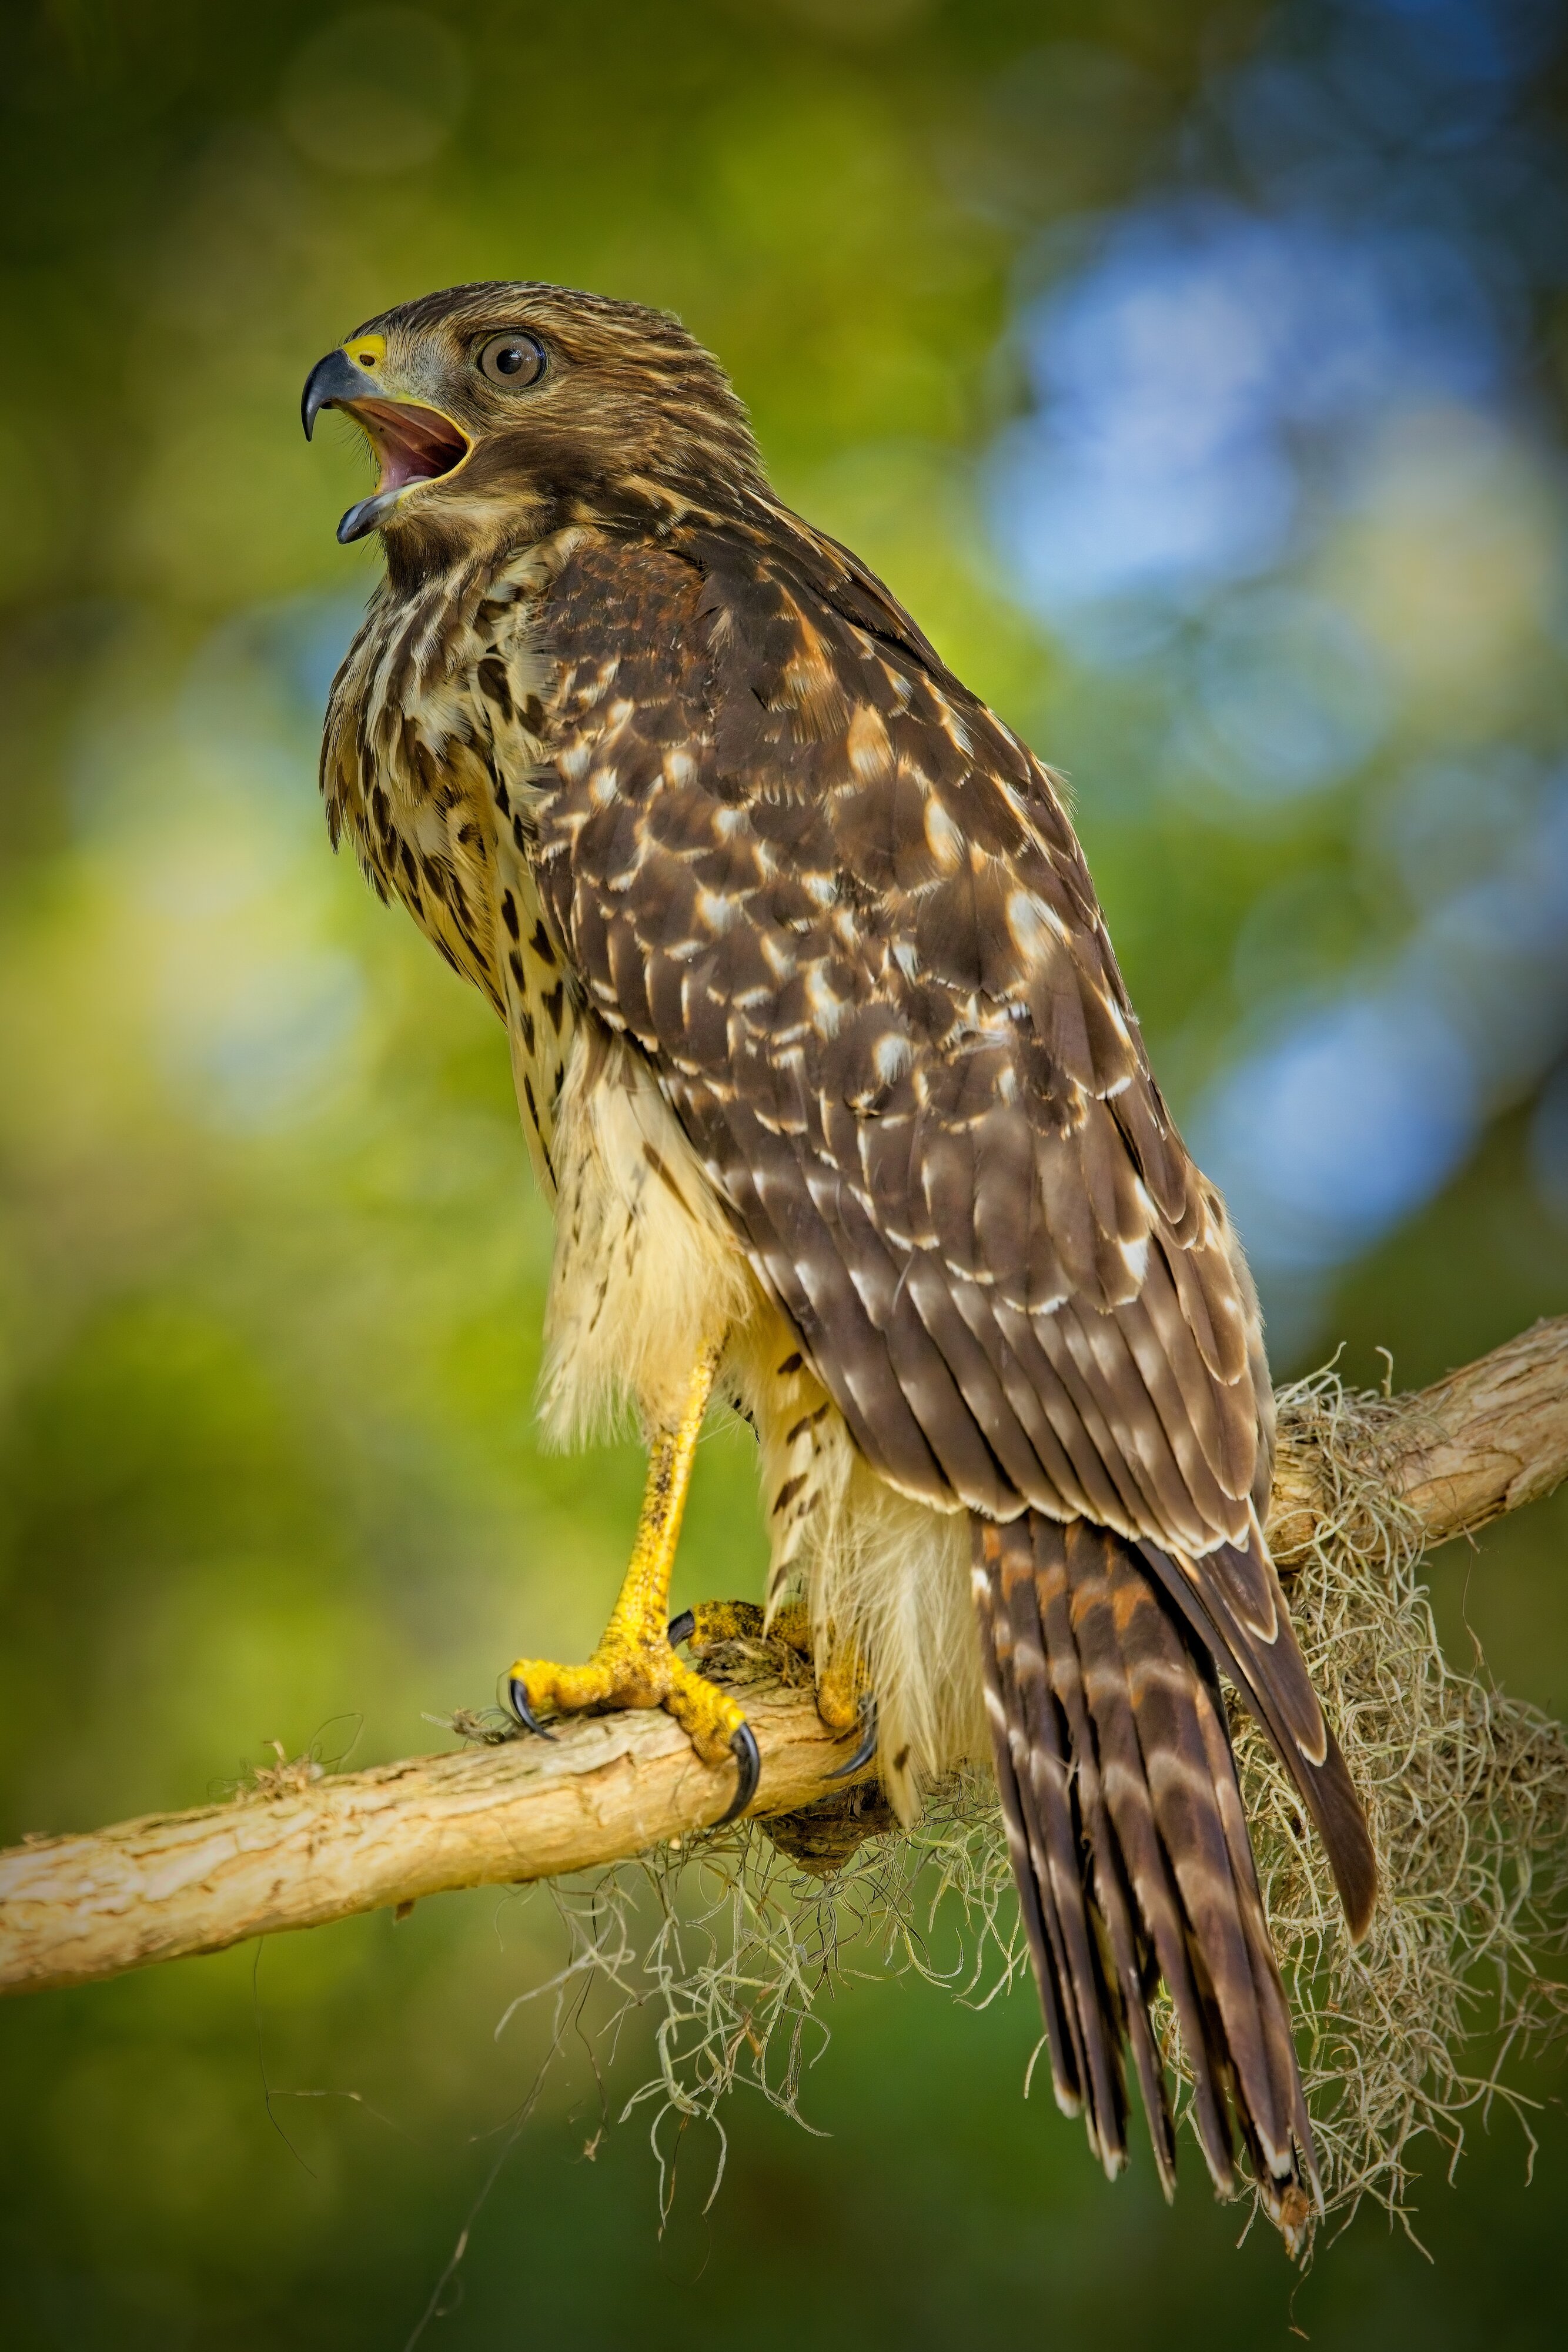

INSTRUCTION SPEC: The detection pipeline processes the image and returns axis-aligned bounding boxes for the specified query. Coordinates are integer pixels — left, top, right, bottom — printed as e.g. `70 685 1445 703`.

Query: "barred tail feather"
1132 1519 1378 1942
974 1515 1319 2248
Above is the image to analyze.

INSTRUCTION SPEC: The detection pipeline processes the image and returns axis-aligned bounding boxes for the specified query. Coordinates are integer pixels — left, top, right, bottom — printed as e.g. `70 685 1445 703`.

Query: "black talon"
506 1675 557 1740
717 1721 760 1824
825 1693 878 1779
667 1608 696 1648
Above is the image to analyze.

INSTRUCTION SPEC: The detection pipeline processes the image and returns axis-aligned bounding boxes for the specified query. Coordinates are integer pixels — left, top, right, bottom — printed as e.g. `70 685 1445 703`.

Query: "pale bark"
1268 1314 1568 1562
3 1316 1566 2000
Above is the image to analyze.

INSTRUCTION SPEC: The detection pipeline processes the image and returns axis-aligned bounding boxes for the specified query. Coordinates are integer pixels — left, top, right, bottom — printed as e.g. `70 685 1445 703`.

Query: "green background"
1 2 1565 2344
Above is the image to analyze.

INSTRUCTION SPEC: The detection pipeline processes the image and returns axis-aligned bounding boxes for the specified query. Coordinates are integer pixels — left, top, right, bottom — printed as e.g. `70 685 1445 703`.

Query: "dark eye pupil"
496 345 526 374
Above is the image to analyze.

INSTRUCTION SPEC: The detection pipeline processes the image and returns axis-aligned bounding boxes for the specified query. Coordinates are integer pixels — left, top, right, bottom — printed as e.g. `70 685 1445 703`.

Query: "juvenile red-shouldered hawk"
303 283 1375 2249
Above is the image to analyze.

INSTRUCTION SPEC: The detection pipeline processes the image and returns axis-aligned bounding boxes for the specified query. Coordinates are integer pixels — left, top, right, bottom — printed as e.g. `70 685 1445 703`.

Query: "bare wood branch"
4 1316 1566 2001
0 1683 857 1999
1268 1314 1568 1564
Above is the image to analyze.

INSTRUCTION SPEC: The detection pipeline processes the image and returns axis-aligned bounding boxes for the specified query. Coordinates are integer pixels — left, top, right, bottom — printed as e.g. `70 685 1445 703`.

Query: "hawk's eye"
477 332 546 389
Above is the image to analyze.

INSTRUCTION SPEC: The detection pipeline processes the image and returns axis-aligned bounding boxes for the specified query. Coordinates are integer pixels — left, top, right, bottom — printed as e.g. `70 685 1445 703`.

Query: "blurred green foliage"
1 2 1564 2345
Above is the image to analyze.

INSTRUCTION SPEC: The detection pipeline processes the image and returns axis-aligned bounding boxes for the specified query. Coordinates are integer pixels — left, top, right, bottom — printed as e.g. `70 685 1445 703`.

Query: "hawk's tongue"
358 399 470 492
332 399 471 542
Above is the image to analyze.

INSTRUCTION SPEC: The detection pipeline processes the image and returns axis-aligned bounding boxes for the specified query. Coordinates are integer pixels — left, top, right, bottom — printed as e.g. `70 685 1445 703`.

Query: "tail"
974 1514 1320 2249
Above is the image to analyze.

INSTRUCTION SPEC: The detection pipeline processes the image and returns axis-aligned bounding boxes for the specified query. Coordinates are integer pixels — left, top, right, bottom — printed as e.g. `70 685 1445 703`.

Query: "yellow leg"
506 1340 761 1820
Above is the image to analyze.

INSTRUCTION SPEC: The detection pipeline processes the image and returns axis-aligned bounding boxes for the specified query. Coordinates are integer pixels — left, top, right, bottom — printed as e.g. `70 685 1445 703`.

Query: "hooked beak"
302 348 471 543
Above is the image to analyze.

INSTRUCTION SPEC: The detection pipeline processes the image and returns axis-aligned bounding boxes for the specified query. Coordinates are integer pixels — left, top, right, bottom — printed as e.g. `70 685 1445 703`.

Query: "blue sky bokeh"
988 0 1568 1348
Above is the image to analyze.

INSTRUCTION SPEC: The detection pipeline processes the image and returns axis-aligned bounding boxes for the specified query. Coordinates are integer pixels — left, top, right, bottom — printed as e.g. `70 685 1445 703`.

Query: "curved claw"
717 1720 761 1825
825 1693 878 1780
506 1675 557 1741
666 1608 696 1648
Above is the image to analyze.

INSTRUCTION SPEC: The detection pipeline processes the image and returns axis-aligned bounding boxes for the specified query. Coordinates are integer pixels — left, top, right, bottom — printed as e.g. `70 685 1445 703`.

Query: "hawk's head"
303 280 766 559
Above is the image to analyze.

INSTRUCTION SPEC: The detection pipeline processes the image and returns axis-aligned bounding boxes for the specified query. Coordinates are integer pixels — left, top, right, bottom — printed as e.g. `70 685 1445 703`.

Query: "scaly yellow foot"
504 1341 761 1823
667 1599 879 1782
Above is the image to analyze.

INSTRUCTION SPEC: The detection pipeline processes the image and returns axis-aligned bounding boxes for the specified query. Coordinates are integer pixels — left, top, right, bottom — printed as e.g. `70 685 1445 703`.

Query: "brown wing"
520 511 1372 1930
526 512 1262 1541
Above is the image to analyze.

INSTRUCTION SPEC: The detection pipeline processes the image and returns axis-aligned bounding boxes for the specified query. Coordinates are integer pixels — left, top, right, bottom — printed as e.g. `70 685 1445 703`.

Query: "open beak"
302 349 471 543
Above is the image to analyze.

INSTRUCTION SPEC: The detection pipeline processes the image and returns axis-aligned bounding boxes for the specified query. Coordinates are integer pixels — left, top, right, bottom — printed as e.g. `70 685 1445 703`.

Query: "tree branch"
1268 1314 1568 1562
4 1318 1566 2000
